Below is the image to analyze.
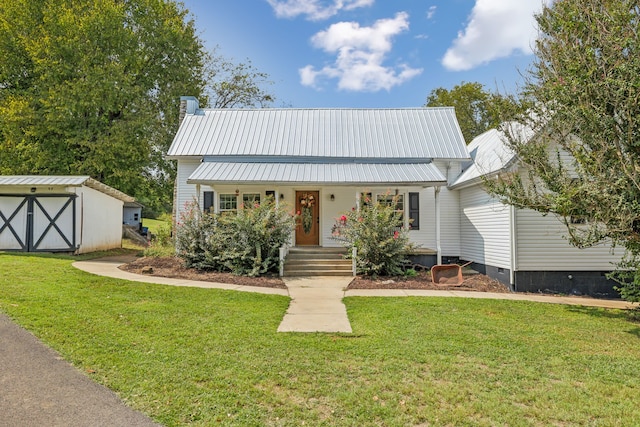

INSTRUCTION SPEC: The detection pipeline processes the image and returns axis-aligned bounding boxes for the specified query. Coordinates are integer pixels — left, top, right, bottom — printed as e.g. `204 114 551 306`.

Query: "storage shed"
123 201 144 229
0 176 134 254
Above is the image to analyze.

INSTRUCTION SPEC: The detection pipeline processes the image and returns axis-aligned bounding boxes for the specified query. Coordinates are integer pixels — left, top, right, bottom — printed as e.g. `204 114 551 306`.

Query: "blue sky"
180 0 550 108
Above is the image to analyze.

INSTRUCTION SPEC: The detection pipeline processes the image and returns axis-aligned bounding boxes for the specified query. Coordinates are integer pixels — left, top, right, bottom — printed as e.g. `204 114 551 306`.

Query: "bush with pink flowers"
331 195 414 276
176 198 295 276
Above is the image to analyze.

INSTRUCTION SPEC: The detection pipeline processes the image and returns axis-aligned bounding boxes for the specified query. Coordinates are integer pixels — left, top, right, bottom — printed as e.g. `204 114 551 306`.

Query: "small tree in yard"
331 195 415 277
175 198 295 276
486 0 640 302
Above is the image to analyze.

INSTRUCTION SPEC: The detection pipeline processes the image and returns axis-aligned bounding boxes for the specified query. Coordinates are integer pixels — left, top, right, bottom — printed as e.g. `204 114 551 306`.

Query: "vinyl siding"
515 209 620 270
77 186 123 254
459 186 511 269
175 159 201 219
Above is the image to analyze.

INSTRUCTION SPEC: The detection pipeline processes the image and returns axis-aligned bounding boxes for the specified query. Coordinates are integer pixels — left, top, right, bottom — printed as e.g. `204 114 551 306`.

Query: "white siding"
459 186 511 269
175 159 201 220
76 187 123 254
320 187 357 247
515 209 620 270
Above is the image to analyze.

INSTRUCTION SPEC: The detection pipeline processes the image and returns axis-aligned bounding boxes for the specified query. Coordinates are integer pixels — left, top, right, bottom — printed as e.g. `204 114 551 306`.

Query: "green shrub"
175 199 295 276
331 195 415 277
405 268 417 277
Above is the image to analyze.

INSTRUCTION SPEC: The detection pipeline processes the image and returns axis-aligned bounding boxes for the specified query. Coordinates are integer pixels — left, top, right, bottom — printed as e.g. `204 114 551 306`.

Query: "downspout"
435 186 442 265
509 204 517 291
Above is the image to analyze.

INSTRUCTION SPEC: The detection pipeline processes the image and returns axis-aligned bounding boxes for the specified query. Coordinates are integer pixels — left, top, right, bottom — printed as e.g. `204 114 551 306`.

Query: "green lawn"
141 217 170 235
1 252 640 426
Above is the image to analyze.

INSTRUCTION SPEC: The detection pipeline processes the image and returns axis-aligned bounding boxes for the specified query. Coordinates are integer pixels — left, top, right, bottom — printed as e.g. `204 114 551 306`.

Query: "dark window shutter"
408 192 419 230
203 191 214 213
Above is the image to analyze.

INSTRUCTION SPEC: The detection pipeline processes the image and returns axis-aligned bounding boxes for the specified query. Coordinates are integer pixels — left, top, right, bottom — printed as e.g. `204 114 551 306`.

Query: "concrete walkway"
73 257 636 336
278 276 354 333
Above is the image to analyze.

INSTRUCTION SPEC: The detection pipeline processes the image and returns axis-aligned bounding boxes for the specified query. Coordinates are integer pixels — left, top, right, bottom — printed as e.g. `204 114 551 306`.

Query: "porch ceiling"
187 162 447 186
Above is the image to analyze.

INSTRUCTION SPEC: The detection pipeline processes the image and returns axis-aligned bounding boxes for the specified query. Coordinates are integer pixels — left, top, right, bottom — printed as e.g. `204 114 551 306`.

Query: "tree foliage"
486 0 640 301
0 0 274 216
425 81 516 143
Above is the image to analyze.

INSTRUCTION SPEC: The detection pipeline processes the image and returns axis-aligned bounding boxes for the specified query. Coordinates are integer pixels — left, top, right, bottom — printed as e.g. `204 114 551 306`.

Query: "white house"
449 126 621 296
0 176 134 254
168 97 621 296
167 97 470 267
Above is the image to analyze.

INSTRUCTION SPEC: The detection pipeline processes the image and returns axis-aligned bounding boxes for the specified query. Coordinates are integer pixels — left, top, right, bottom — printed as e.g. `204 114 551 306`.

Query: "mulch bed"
120 256 510 293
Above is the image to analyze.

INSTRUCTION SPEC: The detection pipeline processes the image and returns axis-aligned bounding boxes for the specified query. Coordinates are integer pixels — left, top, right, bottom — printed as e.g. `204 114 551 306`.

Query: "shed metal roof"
167 108 469 161
0 175 134 202
188 162 446 186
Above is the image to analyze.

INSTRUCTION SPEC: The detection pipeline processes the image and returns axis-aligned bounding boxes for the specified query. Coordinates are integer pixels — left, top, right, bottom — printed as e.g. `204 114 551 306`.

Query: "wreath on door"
299 193 315 234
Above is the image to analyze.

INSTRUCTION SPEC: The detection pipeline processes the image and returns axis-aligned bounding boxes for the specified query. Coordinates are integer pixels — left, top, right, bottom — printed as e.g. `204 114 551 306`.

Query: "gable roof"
167 108 469 161
450 122 534 189
0 175 134 202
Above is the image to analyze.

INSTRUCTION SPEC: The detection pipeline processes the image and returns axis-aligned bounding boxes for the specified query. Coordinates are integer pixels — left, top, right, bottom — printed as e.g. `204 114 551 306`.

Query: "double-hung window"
242 193 261 208
377 194 404 226
219 194 238 213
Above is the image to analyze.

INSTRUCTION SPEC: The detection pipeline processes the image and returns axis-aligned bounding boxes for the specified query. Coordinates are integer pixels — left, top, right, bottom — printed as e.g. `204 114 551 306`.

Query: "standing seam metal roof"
449 122 534 189
187 162 446 185
0 175 134 202
167 108 469 160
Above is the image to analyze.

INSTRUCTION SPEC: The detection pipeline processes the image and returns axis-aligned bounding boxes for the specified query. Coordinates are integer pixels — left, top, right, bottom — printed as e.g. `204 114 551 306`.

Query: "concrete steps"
283 247 353 277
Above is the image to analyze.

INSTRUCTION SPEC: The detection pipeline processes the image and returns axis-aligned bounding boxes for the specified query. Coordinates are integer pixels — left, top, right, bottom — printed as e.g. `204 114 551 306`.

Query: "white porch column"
195 184 201 208
213 187 219 214
355 191 361 211
275 190 280 207
434 186 442 265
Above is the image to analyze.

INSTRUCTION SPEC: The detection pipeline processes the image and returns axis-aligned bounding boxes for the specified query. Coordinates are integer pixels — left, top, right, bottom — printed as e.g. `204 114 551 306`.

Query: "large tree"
486 0 640 301
0 0 273 216
425 81 513 142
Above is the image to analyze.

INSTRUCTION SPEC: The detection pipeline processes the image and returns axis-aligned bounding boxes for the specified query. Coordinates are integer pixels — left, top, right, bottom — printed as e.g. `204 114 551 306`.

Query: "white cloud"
426 5 437 20
266 0 374 21
442 0 551 71
299 12 423 92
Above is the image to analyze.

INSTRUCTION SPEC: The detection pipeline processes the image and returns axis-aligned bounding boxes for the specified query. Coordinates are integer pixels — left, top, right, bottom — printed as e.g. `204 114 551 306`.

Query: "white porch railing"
352 247 357 276
279 244 290 277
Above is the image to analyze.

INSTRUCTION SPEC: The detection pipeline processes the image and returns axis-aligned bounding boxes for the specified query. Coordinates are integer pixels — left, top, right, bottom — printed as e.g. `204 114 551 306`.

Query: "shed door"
0 196 29 250
0 195 76 252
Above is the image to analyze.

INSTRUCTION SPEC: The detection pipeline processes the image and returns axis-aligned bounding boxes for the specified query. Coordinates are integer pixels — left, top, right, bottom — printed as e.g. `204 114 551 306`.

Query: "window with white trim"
219 194 237 212
242 193 261 208
377 194 404 225
360 192 372 209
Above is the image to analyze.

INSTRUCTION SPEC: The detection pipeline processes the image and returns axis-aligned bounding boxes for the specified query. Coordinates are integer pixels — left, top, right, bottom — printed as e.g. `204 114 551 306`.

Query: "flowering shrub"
175 198 295 276
331 195 415 276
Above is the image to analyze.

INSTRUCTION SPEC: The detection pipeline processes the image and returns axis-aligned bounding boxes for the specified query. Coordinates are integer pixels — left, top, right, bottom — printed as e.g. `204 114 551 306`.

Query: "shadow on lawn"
565 304 640 332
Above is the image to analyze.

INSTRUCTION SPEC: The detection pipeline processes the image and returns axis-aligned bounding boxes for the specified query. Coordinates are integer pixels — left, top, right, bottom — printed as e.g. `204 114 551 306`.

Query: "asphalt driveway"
0 312 161 427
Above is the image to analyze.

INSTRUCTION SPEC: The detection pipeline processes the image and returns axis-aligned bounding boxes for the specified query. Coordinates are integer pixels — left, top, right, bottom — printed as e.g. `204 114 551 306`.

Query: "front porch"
188 184 449 264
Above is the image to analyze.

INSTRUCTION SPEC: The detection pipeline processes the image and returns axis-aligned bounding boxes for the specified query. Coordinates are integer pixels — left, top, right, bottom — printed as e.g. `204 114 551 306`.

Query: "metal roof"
450 122 534 189
0 175 134 202
167 108 469 160
188 162 446 186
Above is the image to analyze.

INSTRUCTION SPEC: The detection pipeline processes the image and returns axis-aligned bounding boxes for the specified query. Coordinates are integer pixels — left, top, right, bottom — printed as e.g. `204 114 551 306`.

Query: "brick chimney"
179 96 199 123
